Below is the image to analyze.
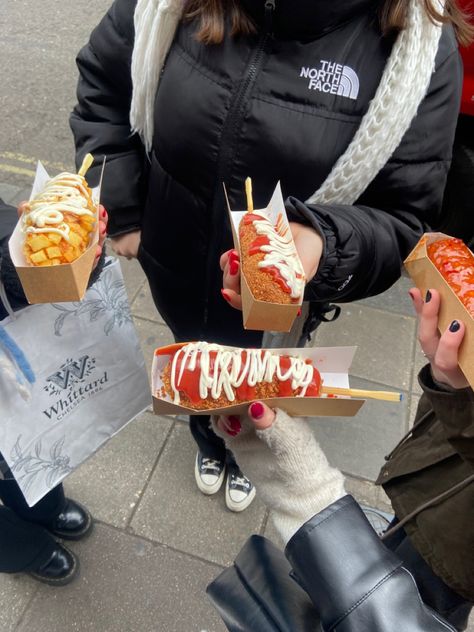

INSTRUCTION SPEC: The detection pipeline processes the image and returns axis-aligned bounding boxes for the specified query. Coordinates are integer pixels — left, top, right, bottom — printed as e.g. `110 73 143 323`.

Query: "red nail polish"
221 289 232 303
408 290 415 302
297 308 302 317
101 208 108 219
229 260 239 276
227 416 241 433
250 402 264 420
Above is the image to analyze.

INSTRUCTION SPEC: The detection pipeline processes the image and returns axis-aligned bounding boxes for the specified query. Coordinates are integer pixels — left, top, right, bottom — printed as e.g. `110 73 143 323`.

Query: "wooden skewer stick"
245 177 254 213
78 153 94 177
321 385 402 402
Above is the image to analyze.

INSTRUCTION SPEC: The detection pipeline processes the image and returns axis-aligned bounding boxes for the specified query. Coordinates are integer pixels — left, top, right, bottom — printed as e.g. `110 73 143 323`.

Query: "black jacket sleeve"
286 29 462 303
70 0 147 237
285 495 456 631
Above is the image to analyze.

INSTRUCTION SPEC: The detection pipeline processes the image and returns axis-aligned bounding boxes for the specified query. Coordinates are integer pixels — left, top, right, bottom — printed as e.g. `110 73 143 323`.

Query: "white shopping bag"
0 257 151 506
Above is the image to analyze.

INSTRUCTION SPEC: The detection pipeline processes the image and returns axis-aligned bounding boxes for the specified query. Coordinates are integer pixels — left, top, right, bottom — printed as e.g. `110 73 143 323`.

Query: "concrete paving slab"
116 256 147 304
0 183 22 205
312 303 417 390
133 317 174 378
65 413 173 528
357 276 415 316
15 523 226 632
132 283 166 325
0 574 38 632
131 423 267 567
311 376 408 481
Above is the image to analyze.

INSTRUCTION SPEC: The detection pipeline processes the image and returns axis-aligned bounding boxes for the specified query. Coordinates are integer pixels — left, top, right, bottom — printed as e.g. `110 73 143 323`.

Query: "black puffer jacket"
71 0 462 343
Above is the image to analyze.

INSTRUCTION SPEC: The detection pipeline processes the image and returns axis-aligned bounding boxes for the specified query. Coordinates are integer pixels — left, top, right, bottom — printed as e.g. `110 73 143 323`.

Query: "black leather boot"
49 499 93 541
30 543 79 586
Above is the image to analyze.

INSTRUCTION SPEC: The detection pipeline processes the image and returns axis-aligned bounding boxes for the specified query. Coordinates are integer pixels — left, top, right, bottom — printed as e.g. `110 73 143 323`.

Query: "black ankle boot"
30 543 79 586
49 499 93 541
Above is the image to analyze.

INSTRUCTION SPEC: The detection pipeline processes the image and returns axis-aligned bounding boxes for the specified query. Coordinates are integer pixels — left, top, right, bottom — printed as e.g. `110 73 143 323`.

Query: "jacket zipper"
202 0 275 331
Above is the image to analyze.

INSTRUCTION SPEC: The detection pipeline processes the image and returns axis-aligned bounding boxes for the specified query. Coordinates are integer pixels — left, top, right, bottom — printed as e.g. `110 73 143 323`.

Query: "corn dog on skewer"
22 170 96 267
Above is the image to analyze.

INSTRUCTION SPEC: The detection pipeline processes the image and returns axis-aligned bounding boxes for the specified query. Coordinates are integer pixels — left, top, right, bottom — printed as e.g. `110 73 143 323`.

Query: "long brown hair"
184 0 473 46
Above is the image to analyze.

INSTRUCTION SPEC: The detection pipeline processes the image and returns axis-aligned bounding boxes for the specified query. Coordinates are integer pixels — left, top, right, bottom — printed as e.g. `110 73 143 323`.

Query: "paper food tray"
152 344 365 417
225 182 303 333
404 232 473 388
8 160 104 304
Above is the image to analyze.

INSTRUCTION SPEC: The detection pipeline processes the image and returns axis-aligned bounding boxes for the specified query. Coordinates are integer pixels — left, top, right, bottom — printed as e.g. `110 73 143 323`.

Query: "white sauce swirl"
246 211 305 300
170 342 315 405
22 172 95 241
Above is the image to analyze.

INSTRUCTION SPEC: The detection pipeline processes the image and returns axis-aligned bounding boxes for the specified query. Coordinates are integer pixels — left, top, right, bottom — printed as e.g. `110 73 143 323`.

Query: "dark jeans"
189 415 237 469
383 523 473 631
0 458 65 573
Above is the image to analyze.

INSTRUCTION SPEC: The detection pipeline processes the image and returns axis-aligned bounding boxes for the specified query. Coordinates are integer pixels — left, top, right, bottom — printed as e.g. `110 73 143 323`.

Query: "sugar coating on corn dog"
21 172 96 266
239 210 305 303
161 342 322 409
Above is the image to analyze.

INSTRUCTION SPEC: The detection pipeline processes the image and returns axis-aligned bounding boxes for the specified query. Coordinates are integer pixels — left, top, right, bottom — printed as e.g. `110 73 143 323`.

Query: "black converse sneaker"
194 452 226 495
225 467 256 512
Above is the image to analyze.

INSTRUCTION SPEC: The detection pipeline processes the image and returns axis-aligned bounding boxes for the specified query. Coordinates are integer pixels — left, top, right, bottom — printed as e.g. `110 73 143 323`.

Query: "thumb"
248 401 275 430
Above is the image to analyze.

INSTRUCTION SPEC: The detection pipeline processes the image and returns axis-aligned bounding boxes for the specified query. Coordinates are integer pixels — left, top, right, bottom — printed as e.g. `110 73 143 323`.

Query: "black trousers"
383 524 472 631
189 415 238 468
0 460 66 573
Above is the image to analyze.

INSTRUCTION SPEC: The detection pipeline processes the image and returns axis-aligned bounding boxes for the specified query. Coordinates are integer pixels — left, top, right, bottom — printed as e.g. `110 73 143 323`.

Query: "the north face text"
300 61 359 100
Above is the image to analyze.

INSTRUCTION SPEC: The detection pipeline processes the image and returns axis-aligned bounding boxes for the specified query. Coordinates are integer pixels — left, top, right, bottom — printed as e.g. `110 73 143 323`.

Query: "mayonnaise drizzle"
248 211 305 299
170 342 315 404
22 172 95 241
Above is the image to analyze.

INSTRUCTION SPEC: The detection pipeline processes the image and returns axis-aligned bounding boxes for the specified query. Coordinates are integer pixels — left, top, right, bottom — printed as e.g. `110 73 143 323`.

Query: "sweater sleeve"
286 42 462 303
70 0 147 237
418 364 474 469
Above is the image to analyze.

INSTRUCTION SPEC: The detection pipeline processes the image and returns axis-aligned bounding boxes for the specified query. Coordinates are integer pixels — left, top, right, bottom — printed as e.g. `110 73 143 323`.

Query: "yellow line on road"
0 152 69 172
0 163 36 177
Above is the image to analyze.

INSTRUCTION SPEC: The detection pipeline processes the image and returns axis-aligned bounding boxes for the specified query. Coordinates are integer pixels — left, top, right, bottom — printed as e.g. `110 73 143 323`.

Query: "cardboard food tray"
404 232 474 388
8 160 104 304
225 183 303 333
152 344 365 417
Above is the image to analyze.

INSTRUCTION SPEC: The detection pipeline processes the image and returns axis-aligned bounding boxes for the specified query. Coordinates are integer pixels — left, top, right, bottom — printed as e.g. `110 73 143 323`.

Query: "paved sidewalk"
0 182 472 631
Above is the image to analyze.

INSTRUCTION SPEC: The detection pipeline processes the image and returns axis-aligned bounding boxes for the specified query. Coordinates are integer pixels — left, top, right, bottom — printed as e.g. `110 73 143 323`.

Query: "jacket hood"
239 0 380 39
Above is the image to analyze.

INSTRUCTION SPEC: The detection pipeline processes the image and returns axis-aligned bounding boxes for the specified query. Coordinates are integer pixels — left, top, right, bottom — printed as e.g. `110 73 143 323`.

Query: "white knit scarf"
130 0 445 205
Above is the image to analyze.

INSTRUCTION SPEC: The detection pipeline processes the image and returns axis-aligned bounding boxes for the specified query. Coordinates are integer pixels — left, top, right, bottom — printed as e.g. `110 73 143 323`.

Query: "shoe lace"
230 473 251 489
201 458 222 473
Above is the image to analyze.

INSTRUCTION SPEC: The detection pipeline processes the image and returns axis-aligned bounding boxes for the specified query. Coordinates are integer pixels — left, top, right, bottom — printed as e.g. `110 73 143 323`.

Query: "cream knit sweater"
130 0 445 205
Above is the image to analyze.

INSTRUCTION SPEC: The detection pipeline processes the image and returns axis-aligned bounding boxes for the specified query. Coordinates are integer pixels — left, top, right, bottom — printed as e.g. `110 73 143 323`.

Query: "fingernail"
297 308 302 317
425 290 432 303
408 290 415 301
221 289 231 303
101 208 107 219
449 320 460 333
229 260 239 276
100 226 107 236
227 415 241 433
249 402 264 420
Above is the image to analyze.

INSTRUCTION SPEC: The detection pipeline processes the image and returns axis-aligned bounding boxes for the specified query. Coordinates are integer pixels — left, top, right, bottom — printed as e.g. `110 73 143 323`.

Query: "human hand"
17 202 107 270
109 230 141 260
410 287 469 389
220 222 323 310
213 402 345 543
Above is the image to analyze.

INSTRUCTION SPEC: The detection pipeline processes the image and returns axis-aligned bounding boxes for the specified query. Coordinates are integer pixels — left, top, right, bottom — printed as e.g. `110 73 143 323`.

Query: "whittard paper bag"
0 257 151 506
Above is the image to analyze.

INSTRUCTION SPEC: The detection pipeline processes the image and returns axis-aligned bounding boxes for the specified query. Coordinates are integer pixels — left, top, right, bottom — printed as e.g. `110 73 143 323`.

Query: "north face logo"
300 61 359 100
46 355 93 391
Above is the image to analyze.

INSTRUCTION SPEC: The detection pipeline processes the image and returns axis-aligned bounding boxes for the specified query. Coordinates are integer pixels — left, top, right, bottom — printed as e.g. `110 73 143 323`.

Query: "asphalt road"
0 0 111 184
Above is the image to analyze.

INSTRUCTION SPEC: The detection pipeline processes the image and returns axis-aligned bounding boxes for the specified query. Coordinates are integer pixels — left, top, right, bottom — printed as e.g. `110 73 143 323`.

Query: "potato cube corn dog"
21 165 96 267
